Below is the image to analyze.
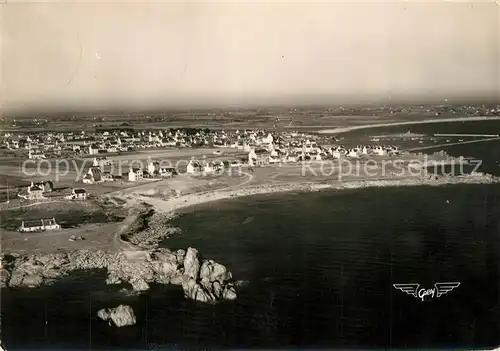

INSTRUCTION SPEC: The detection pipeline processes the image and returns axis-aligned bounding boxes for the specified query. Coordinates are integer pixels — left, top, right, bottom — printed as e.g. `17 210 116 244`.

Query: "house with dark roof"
70 188 87 200
82 166 102 184
19 218 60 233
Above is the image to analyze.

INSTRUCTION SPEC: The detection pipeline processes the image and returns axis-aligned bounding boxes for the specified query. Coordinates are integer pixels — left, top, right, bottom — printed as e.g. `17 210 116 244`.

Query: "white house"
28 149 46 160
330 147 343 159
347 148 359 158
285 154 298 163
269 149 281 164
203 162 215 175
265 133 274 145
147 161 160 176
93 157 112 168
373 146 386 156
19 218 60 233
158 167 176 177
88 144 99 155
65 188 87 200
186 160 202 175
388 146 400 155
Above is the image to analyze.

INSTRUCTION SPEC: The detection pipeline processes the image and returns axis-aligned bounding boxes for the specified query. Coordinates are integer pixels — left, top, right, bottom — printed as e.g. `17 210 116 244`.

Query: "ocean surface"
2 120 500 350
345 118 500 176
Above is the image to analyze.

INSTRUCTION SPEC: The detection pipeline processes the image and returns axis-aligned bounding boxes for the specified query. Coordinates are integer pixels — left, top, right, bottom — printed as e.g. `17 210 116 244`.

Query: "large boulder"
223 284 237 300
182 278 215 303
0 269 10 288
97 305 136 327
199 260 232 282
130 278 150 292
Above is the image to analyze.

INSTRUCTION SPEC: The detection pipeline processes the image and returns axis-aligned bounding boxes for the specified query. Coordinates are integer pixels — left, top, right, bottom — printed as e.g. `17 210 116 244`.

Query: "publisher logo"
393 282 461 302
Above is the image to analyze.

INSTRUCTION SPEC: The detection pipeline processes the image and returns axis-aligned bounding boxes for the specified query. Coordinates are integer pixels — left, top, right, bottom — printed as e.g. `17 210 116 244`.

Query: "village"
0 127 406 235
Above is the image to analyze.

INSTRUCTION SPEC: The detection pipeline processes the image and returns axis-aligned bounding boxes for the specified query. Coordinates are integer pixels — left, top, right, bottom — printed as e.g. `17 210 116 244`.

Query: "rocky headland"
1 247 237 303
121 209 181 250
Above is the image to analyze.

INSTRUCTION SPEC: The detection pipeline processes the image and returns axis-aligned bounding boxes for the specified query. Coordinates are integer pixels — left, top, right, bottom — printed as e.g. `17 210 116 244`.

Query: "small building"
26 183 45 200
285 154 298 163
373 146 386 156
32 181 54 193
230 160 243 168
82 167 102 184
249 149 269 166
148 161 160 176
82 173 93 184
28 149 46 159
70 188 87 200
19 218 61 233
158 167 177 177
203 163 215 175
93 157 112 168
88 144 99 155
186 160 202 175
347 148 359 158
101 172 114 182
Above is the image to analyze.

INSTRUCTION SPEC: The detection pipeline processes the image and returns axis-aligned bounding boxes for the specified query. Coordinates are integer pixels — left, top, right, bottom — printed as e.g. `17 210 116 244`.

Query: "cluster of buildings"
81 157 177 184
0 128 332 158
17 181 54 200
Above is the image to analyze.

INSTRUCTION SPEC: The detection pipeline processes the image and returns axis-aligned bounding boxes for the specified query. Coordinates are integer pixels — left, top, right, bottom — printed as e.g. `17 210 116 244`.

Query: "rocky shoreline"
121 210 181 250
0 247 237 303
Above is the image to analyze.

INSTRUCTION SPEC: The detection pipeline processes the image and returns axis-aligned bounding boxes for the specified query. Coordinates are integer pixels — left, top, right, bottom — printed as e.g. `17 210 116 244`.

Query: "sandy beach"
120 173 500 217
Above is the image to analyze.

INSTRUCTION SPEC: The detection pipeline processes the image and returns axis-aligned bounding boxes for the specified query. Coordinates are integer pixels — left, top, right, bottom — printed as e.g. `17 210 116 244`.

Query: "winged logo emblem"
393 283 419 297
434 282 461 297
393 282 460 301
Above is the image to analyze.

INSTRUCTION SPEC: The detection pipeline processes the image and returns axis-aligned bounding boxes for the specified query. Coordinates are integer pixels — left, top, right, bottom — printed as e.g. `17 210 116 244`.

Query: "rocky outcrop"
179 249 237 302
183 247 200 279
97 305 136 327
1 247 237 303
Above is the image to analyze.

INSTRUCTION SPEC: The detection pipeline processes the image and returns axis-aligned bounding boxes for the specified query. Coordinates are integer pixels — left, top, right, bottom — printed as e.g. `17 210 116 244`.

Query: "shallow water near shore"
3 183 500 349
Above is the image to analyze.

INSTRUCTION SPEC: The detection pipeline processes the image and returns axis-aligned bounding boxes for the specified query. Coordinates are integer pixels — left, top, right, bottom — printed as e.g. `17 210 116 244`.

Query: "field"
0 200 126 232
3 103 489 133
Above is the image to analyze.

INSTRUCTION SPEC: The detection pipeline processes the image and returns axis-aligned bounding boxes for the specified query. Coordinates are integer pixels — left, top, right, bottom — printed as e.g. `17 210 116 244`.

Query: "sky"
1 1 499 113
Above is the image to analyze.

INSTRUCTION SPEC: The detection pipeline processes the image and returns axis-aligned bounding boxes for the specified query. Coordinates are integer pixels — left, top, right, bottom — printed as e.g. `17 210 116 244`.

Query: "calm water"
2 184 500 349
2 120 500 350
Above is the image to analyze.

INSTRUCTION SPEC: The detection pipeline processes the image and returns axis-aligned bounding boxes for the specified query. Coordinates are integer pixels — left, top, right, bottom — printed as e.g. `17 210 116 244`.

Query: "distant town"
1 126 402 188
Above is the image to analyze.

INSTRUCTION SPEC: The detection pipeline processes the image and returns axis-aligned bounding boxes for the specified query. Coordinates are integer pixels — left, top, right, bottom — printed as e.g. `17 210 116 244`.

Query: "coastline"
122 172 500 218
5 174 498 296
